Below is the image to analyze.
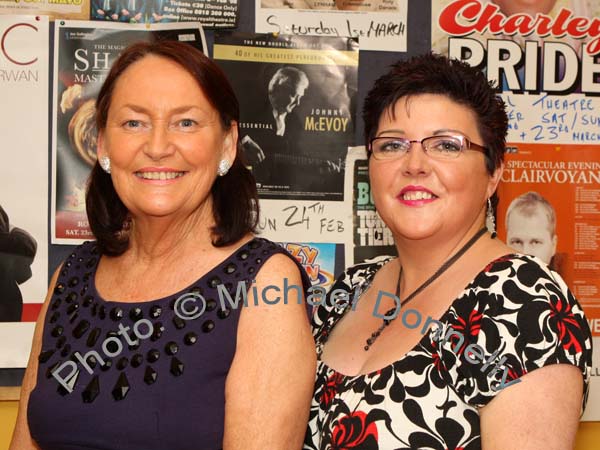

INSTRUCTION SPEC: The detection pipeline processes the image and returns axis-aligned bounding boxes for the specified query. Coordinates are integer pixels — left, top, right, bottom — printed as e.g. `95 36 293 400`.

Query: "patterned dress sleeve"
437 255 592 411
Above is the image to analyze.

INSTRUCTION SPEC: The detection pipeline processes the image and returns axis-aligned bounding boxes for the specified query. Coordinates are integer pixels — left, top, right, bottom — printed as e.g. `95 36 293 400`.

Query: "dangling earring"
99 156 111 174
486 197 497 239
217 159 230 177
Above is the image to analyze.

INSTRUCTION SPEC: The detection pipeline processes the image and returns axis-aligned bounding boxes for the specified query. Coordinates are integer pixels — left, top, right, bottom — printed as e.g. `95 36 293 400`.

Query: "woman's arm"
223 254 316 450
480 363 583 449
10 265 62 450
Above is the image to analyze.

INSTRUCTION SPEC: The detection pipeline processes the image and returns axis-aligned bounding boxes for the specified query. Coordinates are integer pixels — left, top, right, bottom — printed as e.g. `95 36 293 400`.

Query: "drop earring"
99 156 111 174
486 197 497 239
217 159 230 177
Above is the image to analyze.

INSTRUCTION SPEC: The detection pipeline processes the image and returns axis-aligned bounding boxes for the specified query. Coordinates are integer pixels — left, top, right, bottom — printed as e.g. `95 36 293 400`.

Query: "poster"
433 2 600 421
0 15 49 367
279 242 343 289
51 21 207 244
214 32 357 201
0 0 90 20
90 0 239 28
256 0 407 52
346 146 396 265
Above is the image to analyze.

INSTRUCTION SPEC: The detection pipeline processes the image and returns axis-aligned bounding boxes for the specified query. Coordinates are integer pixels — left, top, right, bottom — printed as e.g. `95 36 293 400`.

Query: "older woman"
11 41 315 450
305 53 592 449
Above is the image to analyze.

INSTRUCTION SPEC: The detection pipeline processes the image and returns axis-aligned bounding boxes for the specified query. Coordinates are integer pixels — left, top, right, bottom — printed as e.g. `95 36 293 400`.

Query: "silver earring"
486 197 497 239
99 156 111 174
217 159 230 177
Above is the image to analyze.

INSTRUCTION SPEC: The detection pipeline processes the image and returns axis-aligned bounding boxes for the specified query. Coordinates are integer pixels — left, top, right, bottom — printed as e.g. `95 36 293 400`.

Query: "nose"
402 140 430 176
144 123 175 161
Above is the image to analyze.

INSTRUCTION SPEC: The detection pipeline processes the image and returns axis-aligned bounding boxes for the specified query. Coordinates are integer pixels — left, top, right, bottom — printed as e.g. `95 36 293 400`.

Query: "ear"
221 120 238 163
551 233 558 256
486 161 504 198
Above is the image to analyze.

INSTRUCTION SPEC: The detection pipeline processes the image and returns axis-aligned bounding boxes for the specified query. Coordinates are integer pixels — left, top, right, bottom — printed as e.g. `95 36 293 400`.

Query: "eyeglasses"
368 134 488 161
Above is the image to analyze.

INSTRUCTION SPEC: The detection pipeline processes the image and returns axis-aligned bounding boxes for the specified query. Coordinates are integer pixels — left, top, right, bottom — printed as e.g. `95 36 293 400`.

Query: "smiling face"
369 94 501 243
96 55 236 221
506 208 557 263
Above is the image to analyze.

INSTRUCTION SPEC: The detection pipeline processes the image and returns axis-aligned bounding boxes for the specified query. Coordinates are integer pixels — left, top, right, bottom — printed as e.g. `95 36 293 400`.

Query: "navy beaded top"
28 237 309 450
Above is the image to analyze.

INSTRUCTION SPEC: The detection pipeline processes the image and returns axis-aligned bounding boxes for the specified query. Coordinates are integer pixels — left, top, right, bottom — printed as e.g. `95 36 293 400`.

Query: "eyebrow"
118 104 202 114
375 128 469 137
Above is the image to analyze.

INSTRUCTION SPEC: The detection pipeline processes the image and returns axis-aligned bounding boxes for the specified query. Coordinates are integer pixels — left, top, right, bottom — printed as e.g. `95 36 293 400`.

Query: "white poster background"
256 0 407 52
0 15 49 367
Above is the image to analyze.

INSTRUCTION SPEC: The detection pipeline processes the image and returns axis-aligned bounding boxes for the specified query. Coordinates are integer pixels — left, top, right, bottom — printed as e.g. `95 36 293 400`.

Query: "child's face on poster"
492 0 557 16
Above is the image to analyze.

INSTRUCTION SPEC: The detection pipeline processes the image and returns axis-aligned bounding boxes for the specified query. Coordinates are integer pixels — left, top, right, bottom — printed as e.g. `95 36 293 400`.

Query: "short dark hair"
87 40 258 256
362 52 508 176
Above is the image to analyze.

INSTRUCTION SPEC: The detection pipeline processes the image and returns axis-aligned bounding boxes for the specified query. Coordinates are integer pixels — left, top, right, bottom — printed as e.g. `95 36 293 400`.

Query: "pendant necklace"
364 227 488 351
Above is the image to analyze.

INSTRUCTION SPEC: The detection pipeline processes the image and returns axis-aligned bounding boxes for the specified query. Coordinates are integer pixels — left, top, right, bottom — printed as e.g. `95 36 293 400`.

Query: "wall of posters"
279 242 344 290
51 21 207 244
89 0 239 28
0 0 90 20
0 15 49 367
256 0 407 52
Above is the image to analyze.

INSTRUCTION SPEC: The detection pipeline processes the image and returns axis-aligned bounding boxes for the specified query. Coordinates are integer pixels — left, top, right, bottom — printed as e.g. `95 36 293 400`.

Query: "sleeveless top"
304 254 592 449
28 237 310 450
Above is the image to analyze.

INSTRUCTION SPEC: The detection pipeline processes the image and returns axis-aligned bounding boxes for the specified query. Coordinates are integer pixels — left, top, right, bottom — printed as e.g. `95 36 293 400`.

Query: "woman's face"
97 55 236 221
369 94 501 242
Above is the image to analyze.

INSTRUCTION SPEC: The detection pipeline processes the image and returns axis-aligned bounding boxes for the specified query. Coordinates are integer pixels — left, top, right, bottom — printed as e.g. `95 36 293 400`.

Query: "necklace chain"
364 227 488 351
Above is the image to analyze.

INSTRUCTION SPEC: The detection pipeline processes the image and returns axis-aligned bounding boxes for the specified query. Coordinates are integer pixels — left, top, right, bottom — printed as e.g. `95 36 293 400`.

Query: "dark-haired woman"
304 53 592 449
12 41 315 450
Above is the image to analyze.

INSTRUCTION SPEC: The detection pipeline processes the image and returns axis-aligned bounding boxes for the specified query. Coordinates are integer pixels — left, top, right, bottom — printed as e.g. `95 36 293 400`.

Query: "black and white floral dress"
304 254 592 450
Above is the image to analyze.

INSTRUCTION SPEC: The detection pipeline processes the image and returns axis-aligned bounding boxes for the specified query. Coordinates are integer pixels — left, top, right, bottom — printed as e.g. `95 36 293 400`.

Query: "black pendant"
82 375 100 403
170 357 184 377
144 366 157 385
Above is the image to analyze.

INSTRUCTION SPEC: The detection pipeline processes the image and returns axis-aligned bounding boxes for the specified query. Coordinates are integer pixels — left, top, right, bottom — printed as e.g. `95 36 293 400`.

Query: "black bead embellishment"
128 340 141 351
60 344 72 357
39 349 55 364
147 349 160 363
116 357 128 370
68 277 79 287
202 320 215 333
112 372 130 401
46 361 60 379
224 263 237 274
165 341 178 356
87 327 101 347
217 308 231 320
54 283 66 295
82 375 100 403
150 322 164 341
110 307 124 321
51 298 62 310
66 292 77 303
247 267 255 274
172 316 186 330
206 299 217 312
99 306 106 320
49 311 60 323
51 325 64 338
249 240 261 249
56 336 66 349
91 303 98 317
149 305 162 319
66 303 79 315
101 359 112 371
131 354 143 368
144 366 157 385
184 332 197 345
129 307 143 321
83 296 94 307
237 250 249 261
170 357 184 377
73 320 90 339
208 276 221 289
68 311 79 324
